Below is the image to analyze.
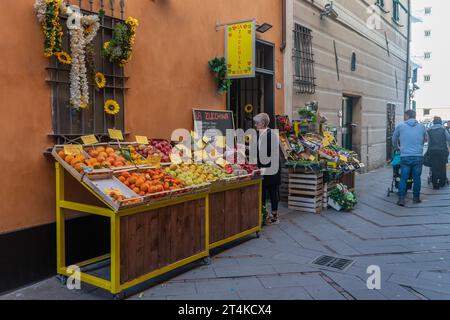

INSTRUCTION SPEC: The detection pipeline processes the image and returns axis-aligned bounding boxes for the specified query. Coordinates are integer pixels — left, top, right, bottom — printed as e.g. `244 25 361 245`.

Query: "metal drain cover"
311 255 355 271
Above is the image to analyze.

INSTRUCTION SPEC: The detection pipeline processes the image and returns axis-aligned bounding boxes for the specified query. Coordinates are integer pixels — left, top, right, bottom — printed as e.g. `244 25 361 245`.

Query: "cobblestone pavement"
2 167 450 300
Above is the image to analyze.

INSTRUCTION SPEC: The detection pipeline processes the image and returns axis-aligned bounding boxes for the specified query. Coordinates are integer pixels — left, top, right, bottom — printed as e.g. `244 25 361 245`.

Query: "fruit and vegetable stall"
52 134 262 298
277 107 364 214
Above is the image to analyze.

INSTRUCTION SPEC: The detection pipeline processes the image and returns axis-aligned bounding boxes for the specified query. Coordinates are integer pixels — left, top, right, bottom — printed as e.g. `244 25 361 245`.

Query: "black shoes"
413 198 422 204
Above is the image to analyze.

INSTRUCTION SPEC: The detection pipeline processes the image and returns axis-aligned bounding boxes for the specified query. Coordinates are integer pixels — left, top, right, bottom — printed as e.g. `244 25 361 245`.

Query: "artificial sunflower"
244 104 254 114
104 99 120 115
56 51 72 65
103 41 110 50
95 72 107 89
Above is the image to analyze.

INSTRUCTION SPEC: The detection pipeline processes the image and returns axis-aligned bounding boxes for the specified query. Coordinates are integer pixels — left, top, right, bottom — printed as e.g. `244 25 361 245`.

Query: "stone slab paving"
1 166 450 300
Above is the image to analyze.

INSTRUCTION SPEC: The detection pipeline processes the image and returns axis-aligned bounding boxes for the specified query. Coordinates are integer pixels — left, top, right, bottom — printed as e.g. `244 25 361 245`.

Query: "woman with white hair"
254 113 282 226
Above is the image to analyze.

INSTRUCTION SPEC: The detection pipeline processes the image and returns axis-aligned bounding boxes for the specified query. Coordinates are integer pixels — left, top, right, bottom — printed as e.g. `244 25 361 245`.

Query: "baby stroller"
387 151 413 197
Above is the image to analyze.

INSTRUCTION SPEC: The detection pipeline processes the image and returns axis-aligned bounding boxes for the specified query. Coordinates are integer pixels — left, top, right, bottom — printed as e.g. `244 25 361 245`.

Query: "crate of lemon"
164 163 236 188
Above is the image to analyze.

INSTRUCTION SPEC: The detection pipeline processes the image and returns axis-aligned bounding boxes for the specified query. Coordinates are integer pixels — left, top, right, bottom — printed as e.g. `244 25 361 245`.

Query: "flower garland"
34 0 64 57
104 99 120 115
64 7 100 109
103 17 139 67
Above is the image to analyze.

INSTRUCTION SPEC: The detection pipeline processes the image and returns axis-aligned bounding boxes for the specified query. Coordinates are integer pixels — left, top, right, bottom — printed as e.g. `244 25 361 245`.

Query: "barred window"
47 1 127 145
293 24 315 94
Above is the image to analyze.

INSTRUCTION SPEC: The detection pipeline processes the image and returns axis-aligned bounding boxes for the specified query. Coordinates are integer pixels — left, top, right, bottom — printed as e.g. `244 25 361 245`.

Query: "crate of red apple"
136 139 172 164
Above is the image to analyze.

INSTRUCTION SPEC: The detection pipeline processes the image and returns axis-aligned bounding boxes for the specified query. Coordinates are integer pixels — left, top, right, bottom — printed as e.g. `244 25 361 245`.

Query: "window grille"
293 24 316 94
47 0 127 145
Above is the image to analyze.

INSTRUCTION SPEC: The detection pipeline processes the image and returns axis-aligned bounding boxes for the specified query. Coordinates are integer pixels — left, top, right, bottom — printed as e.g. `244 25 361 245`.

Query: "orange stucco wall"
0 0 284 234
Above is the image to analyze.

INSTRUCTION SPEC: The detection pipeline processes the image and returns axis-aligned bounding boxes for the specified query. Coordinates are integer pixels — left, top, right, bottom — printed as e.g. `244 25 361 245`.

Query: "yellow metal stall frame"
55 163 210 298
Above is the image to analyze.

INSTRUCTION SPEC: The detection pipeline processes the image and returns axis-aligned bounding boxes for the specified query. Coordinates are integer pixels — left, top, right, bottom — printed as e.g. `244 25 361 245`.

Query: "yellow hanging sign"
225 19 256 79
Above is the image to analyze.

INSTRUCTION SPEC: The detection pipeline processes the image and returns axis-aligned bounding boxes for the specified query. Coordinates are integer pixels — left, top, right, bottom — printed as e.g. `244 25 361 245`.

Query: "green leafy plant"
208 57 232 94
329 183 357 211
298 108 318 124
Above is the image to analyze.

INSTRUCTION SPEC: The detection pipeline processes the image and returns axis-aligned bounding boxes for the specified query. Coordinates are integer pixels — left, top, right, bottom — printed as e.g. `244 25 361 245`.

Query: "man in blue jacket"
392 109 426 206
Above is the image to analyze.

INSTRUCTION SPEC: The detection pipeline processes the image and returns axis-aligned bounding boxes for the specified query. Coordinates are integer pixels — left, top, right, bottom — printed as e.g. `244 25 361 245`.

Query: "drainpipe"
281 0 287 52
404 0 411 111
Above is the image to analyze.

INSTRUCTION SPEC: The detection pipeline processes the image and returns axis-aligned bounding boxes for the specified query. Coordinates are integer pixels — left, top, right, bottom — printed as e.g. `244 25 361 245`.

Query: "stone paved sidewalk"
2 166 450 300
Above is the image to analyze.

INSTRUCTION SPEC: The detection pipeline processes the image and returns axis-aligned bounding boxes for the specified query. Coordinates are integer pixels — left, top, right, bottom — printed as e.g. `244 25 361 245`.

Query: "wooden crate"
288 171 323 214
339 172 356 192
280 166 289 203
322 181 337 209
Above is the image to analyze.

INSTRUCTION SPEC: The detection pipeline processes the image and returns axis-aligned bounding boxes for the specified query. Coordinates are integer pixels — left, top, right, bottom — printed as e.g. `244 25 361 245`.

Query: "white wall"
411 0 450 120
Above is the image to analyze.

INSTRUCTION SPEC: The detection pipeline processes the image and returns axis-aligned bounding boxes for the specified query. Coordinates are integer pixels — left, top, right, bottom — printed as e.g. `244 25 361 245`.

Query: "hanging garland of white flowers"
35 0 100 110
62 5 100 109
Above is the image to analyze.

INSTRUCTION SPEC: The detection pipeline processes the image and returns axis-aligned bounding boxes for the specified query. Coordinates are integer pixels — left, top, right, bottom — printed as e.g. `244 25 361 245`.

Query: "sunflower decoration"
244 104 254 114
56 51 72 65
103 41 110 50
104 99 120 115
95 72 107 89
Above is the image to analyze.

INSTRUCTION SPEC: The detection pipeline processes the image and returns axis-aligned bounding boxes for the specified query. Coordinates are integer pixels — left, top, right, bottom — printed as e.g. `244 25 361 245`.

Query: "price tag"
64 144 83 156
147 155 161 168
170 153 182 164
135 135 149 145
108 129 124 141
309 155 316 161
359 162 366 168
81 135 98 145
339 155 348 162
216 157 229 168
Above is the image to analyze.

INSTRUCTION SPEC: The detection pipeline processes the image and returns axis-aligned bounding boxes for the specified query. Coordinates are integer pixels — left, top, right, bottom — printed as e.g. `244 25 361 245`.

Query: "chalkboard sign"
193 109 235 138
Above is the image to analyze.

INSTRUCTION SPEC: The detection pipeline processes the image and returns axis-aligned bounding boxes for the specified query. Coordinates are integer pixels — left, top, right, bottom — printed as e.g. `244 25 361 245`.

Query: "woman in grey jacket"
427 117 450 189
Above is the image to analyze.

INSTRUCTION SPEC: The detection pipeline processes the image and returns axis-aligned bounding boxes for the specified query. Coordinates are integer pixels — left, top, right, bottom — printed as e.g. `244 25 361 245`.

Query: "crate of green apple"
136 139 173 163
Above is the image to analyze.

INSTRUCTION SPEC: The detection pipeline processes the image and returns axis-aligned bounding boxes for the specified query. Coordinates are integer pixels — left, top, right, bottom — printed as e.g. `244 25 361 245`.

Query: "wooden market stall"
52 144 262 299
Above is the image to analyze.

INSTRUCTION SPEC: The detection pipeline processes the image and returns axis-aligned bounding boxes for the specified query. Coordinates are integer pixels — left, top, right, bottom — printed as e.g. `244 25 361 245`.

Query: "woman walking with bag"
426 117 450 189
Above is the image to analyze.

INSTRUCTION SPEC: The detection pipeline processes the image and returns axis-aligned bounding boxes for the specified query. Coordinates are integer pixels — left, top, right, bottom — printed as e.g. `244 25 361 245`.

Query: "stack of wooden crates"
288 169 324 214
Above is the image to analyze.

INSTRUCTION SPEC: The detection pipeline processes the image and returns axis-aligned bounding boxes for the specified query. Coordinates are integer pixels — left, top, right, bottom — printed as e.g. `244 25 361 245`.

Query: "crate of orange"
52 146 98 180
84 143 148 170
116 168 196 204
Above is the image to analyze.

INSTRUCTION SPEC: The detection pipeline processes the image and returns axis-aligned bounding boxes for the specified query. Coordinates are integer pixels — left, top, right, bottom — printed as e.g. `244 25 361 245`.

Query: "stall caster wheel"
202 257 212 266
113 292 126 300
256 231 261 239
56 275 67 286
